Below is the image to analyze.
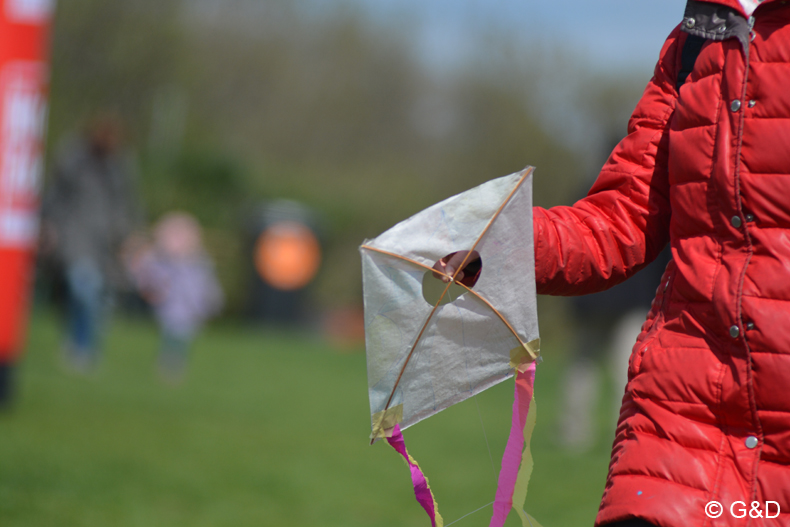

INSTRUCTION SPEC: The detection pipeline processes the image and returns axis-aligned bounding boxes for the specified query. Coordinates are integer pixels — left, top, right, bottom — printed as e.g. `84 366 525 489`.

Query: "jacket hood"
699 0 776 17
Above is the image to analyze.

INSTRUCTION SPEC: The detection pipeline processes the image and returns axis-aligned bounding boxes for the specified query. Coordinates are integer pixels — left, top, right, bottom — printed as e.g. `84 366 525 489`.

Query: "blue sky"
347 0 687 76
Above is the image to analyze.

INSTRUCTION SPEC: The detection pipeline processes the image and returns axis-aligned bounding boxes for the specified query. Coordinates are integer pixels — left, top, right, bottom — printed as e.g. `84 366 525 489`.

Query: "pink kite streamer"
387 424 443 527
489 362 537 527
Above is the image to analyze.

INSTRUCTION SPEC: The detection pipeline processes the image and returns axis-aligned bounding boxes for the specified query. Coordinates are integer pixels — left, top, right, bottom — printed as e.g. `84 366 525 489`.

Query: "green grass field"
0 312 615 527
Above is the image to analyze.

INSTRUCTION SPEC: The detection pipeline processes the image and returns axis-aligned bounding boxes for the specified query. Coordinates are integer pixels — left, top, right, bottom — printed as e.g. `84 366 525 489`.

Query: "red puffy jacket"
534 1 790 525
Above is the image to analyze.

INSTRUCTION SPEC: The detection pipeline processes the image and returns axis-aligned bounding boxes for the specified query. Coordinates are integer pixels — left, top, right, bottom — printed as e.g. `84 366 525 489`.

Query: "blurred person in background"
124 212 223 383
560 246 670 452
559 140 671 452
40 112 140 371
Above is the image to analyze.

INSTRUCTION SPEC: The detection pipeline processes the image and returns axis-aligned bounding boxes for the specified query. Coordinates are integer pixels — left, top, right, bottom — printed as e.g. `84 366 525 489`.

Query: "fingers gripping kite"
360 167 543 527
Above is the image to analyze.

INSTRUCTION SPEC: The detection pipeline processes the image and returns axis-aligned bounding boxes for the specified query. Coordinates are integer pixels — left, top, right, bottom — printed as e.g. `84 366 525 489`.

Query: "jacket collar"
682 0 753 48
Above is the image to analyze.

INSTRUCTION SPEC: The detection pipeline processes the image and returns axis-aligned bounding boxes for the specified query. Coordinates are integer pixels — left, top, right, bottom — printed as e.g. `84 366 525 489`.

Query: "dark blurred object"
0 363 12 410
40 112 141 370
246 200 323 326
569 247 672 333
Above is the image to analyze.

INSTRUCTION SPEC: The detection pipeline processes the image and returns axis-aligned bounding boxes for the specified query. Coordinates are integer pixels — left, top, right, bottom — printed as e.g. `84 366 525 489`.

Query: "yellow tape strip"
370 404 404 440
509 339 541 370
513 395 539 527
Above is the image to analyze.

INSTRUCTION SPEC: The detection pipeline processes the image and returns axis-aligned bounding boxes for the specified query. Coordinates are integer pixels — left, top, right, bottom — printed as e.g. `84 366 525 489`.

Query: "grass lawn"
0 311 615 527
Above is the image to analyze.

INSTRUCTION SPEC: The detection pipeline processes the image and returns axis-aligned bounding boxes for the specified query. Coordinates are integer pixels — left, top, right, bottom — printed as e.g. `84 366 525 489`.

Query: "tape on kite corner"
370 404 404 441
386 424 444 527
489 360 539 527
509 339 541 370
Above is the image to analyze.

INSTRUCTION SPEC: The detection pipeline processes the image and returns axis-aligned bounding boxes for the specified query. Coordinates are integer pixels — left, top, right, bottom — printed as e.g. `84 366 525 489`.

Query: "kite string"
437 394 504 526
445 502 494 527
440 392 505 526
474 393 498 483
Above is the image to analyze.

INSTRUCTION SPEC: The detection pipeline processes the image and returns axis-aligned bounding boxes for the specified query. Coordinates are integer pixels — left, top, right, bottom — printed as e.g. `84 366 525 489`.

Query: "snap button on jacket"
533 1 790 525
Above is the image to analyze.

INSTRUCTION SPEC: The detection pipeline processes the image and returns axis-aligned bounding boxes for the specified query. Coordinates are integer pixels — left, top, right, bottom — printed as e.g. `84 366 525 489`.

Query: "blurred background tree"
45 0 648 317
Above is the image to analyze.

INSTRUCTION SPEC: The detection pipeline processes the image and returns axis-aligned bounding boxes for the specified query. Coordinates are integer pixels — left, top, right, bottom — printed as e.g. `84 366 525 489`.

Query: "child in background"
126 212 223 382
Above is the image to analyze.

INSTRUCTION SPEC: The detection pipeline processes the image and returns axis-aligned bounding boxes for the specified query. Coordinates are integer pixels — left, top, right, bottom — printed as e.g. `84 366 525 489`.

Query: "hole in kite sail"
422 251 482 306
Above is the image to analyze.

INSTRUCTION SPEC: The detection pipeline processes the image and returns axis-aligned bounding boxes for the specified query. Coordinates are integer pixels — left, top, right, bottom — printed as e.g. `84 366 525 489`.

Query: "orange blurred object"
322 307 365 351
254 221 321 291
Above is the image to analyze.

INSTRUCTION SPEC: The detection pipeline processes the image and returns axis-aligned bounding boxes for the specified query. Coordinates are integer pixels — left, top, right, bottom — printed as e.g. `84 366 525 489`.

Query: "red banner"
0 0 52 360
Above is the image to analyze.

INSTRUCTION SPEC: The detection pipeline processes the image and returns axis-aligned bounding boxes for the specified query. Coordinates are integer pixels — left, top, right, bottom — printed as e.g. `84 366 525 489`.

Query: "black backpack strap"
676 34 706 91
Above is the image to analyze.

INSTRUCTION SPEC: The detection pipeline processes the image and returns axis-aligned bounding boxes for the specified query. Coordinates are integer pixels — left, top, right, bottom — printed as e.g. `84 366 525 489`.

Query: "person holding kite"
440 1 790 526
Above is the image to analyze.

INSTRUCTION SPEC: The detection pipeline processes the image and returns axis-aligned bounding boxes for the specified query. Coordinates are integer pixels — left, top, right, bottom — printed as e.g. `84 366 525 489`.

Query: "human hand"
431 250 482 287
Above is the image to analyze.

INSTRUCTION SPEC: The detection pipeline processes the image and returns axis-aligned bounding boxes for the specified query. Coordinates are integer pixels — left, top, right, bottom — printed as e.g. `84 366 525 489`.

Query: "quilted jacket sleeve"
534 26 685 296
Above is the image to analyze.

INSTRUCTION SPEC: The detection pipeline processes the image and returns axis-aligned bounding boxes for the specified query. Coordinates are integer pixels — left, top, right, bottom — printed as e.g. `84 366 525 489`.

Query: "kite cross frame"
361 166 538 443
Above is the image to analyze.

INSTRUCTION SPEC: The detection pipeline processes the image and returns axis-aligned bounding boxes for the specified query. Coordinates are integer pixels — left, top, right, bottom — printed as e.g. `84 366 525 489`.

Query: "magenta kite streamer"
490 362 536 527
386 424 443 527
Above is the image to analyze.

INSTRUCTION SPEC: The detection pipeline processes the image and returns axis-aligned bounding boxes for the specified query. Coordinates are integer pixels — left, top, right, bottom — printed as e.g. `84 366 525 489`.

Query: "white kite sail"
361 167 540 436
